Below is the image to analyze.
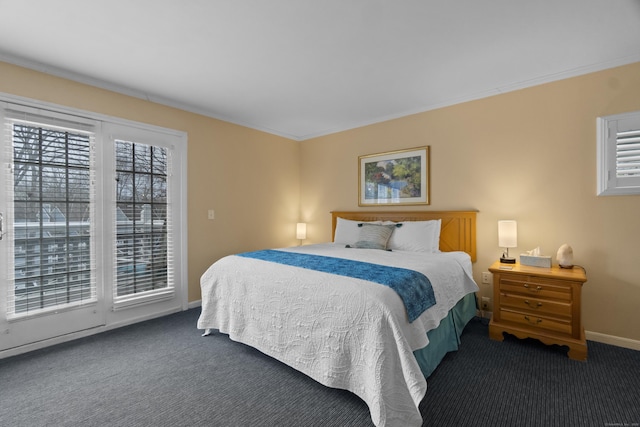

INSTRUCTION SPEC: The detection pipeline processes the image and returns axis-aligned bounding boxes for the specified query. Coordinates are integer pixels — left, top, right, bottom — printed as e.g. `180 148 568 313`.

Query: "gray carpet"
1 309 639 426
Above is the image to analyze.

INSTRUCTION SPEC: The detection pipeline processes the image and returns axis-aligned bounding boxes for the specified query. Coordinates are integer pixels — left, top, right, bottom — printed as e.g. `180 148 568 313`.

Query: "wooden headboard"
331 210 477 262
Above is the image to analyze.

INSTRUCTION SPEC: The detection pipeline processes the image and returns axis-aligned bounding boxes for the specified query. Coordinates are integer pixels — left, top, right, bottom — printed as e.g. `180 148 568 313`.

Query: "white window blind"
597 111 640 196
3 105 97 317
113 139 174 305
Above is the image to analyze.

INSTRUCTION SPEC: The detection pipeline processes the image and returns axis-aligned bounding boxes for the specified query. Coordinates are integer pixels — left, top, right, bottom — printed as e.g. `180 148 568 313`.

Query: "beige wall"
300 62 640 343
0 61 301 304
3 59 639 344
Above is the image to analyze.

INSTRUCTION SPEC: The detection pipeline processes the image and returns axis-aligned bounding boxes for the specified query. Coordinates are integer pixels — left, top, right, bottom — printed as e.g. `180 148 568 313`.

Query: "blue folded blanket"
237 249 435 322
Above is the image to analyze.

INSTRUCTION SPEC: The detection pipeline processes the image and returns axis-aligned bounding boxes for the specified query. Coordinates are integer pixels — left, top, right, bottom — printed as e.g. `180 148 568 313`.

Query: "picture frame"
358 146 430 206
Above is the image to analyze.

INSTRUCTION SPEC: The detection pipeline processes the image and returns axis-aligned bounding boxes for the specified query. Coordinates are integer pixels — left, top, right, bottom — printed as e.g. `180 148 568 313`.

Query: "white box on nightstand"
519 254 552 268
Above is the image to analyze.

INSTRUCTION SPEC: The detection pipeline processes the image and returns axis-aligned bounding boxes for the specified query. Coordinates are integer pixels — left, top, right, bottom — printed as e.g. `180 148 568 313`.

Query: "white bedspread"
197 243 478 426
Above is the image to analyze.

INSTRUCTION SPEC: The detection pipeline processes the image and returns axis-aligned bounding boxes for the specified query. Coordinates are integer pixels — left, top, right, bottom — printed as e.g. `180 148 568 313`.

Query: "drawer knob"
524 300 543 308
524 315 542 325
523 283 542 292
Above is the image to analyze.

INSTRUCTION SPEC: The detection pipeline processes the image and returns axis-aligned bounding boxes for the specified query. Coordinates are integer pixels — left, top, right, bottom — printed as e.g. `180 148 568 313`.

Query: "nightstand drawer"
499 274 572 301
499 293 571 317
500 309 572 335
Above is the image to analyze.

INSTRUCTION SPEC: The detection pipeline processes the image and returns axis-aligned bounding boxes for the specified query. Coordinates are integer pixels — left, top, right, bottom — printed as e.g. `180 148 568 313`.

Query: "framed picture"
358 146 430 206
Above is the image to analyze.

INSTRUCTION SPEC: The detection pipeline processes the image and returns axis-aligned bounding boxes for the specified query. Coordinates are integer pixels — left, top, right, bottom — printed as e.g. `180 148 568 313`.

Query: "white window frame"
104 122 186 311
1 105 101 320
597 110 640 196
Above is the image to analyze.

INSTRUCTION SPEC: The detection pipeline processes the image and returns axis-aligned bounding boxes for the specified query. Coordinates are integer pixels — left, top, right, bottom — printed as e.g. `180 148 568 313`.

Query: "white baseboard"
476 309 492 320
585 330 640 351
0 306 183 360
188 299 202 309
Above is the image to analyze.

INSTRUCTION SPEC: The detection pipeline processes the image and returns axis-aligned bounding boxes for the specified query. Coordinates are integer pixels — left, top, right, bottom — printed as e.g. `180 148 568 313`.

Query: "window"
597 111 640 196
1 95 187 353
8 117 96 315
104 124 185 312
115 140 169 297
107 125 180 310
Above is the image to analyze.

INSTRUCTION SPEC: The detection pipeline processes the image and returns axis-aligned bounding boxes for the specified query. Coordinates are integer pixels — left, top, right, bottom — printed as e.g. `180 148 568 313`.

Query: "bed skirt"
413 292 477 378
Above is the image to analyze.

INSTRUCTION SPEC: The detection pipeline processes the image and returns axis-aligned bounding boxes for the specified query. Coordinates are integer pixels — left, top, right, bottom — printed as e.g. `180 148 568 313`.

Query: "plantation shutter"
598 112 640 196
615 128 640 179
610 116 640 189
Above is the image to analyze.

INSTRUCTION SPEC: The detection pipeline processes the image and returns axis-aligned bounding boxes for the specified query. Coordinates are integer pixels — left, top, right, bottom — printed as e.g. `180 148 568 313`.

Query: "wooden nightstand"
488 261 588 360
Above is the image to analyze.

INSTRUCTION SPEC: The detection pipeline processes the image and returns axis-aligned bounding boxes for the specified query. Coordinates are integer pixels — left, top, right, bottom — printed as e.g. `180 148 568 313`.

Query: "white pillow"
385 219 441 252
334 218 381 244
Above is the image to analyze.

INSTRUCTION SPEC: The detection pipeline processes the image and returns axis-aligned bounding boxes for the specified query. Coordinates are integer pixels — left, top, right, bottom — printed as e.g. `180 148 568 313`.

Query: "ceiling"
1 1 639 141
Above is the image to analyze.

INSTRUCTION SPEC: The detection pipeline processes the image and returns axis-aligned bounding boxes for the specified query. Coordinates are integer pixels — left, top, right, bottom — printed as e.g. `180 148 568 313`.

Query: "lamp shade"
296 222 307 240
498 220 517 248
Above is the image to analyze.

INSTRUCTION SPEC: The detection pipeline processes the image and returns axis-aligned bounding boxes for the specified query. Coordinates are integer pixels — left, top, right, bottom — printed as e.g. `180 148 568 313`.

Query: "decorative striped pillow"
347 223 398 250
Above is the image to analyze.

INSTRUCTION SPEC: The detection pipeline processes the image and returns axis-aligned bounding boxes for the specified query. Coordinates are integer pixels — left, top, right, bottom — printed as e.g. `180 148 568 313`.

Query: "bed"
197 210 478 427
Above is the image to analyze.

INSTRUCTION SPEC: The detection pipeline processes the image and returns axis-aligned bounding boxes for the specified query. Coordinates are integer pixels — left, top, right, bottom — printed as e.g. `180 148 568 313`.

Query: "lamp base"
500 256 516 264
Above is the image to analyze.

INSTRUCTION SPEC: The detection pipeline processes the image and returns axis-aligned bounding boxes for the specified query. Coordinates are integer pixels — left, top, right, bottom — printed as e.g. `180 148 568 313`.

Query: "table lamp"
296 222 307 245
498 220 517 264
